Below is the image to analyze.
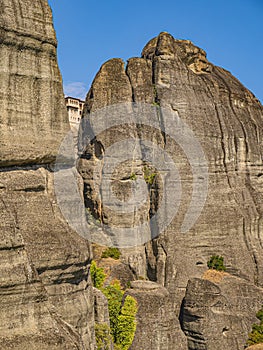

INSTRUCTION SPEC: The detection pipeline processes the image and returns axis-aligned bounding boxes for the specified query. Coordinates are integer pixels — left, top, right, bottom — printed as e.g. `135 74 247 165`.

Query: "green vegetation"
115 295 137 350
113 345 122 350
90 264 138 350
247 305 263 346
102 281 137 350
95 323 113 350
90 261 106 289
143 165 157 185
102 281 124 342
207 255 226 271
256 308 263 322
129 172 137 181
101 247 121 260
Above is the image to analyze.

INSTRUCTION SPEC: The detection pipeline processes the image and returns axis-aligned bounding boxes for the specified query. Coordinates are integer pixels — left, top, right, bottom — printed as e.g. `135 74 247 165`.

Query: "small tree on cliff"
95 323 113 350
102 280 138 350
247 305 263 346
115 295 137 350
90 261 106 289
207 255 226 271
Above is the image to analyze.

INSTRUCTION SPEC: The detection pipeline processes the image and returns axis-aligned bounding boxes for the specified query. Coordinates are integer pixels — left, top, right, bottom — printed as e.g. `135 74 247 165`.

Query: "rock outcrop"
127 281 187 350
181 272 263 349
1 3 262 347
0 1 94 349
79 32 263 349
0 0 69 166
93 287 111 325
247 345 263 350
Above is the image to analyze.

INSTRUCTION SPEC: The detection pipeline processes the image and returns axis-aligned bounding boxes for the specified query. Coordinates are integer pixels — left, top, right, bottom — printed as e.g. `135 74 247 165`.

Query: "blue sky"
48 0 263 103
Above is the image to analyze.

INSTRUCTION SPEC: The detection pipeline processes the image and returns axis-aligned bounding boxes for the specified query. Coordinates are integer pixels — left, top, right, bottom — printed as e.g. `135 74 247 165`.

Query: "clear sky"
48 0 263 103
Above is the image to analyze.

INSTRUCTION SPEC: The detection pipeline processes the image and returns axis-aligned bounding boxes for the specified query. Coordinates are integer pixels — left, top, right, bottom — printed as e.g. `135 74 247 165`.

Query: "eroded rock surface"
127 281 187 350
0 0 69 166
0 1 94 349
181 274 263 350
1 3 262 346
93 287 111 325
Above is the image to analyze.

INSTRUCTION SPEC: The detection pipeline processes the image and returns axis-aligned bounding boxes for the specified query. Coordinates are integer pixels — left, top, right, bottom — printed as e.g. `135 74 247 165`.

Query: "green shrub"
207 255 226 271
102 247 121 260
95 323 113 350
143 166 157 185
129 172 137 181
256 308 263 322
102 281 138 349
91 261 137 349
115 296 137 350
247 305 263 346
102 282 124 342
90 261 106 289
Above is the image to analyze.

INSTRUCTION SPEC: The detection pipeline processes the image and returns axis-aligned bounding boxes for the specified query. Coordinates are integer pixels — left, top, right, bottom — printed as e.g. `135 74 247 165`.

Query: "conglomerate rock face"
0 1 95 349
79 32 263 349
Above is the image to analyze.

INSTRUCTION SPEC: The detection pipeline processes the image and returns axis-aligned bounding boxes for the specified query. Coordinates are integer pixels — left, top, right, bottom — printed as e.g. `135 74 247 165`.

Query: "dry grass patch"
247 344 263 350
202 269 229 283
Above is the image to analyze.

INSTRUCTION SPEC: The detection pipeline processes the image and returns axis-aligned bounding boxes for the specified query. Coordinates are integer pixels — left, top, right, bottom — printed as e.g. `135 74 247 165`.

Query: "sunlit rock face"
0 0 69 166
0 1 94 349
182 273 263 349
79 32 263 349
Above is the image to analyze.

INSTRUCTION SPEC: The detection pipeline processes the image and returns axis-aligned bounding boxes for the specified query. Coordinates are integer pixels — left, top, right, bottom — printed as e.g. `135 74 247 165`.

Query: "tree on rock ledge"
247 305 263 346
207 255 226 271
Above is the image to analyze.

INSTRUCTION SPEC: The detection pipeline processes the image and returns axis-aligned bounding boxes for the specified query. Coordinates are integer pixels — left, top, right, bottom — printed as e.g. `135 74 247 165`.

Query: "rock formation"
1 1 263 348
182 271 263 349
79 32 263 349
247 345 263 350
0 1 94 349
127 281 187 350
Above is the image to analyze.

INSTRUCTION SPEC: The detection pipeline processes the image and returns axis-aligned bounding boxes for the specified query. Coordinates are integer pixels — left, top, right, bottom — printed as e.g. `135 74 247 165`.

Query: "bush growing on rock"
102 281 124 340
207 255 226 271
91 264 138 350
247 305 263 346
90 261 106 289
143 165 157 185
95 323 113 350
129 172 137 181
115 295 137 350
101 247 121 260
102 280 138 350
256 308 263 322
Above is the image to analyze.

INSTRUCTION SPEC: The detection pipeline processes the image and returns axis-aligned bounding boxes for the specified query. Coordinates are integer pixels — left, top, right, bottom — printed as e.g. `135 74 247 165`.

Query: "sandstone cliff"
79 32 263 349
1 2 263 348
0 1 94 349
182 272 263 349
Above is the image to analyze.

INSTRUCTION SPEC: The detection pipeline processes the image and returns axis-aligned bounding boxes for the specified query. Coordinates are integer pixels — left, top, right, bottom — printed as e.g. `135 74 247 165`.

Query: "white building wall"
65 97 85 129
